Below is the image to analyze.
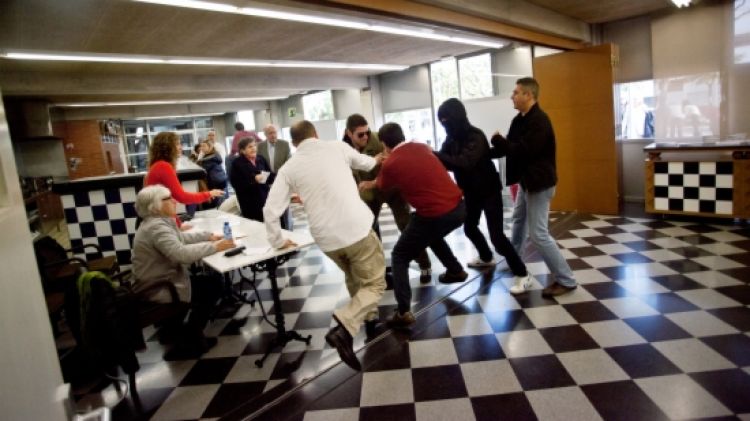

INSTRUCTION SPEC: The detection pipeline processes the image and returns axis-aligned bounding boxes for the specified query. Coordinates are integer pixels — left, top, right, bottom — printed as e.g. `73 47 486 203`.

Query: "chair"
33 236 119 335
65 269 189 406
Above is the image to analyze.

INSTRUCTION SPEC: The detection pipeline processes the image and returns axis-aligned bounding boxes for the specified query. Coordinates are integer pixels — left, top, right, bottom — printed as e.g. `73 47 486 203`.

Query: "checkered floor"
72 206 750 421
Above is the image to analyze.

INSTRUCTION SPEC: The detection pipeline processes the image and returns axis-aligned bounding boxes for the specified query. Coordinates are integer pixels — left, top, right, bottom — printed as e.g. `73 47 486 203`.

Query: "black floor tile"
453 334 506 363
583 282 632 299
623 315 692 342
412 365 468 401
641 292 701 313
659 259 710 274
202 381 267 418
359 403 416 421
242 332 279 355
410 314 452 340
270 350 324 381
668 246 716 258
567 258 594 270
581 380 670 421
727 252 750 266
508 355 576 390
700 334 750 366
678 233 718 243
719 267 750 284
621 240 661 252
362 338 412 372
649 274 705 291
612 252 654 264
220 317 252 336
446 296 485 315
307 372 363 411
605 344 682 378
690 369 750 413
568 246 607 257
484 310 535 332
708 307 750 331
562 301 619 323
471 392 536 421
538 325 599 353
584 235 617 246
715 285 750 305
179 357 237 386
293 310 334 330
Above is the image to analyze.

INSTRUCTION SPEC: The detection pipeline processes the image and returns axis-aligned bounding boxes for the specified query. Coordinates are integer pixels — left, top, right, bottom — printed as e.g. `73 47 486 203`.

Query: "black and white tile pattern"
69 205 750 421
653 161 733 214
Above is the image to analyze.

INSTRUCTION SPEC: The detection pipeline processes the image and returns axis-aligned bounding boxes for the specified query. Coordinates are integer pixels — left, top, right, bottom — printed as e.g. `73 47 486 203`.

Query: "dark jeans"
367 191 431 270
392 201 466 313
464 190 527 277
185 272 223 337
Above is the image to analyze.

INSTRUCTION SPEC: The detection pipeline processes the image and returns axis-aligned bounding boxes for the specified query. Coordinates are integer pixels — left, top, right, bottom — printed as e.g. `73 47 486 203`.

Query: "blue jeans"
392 201 466 313
511 186 576 287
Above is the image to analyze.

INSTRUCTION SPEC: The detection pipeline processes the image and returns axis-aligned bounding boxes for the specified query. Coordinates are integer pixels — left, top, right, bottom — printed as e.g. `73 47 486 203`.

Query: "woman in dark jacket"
198 141 228 208
434 98 529 287
230 137 271 222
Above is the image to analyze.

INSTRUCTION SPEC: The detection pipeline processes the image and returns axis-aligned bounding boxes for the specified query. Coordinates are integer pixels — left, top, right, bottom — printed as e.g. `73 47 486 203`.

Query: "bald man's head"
290 120 317 147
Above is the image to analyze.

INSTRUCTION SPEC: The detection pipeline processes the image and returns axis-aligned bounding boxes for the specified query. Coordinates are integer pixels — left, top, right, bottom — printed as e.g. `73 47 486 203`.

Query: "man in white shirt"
263 120 385 371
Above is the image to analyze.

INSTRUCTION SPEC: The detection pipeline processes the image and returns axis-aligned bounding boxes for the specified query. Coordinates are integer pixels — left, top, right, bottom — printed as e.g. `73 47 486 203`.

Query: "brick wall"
60 120 125 179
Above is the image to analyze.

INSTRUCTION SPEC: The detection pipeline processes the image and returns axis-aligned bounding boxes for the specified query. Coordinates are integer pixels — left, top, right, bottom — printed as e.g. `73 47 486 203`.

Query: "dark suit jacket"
230 154 271 222
257 140 291 184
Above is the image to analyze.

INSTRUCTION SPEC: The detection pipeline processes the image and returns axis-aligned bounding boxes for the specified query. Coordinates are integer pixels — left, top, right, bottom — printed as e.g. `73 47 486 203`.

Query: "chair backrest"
33 236 72 287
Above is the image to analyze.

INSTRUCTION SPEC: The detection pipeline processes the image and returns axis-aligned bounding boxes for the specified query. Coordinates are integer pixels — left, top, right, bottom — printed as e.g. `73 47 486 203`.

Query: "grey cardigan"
131 216 216 302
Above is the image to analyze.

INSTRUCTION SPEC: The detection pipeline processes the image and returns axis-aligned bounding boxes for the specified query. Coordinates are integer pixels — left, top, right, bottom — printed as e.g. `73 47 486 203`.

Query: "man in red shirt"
361 123 467 327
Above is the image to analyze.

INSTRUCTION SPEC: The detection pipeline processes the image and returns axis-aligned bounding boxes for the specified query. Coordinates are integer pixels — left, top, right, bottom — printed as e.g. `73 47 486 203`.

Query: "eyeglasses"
161 196 173 201
354 130 370 139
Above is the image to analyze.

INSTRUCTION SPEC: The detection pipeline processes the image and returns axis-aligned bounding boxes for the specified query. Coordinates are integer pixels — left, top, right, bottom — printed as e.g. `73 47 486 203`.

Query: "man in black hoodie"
434 98 530 289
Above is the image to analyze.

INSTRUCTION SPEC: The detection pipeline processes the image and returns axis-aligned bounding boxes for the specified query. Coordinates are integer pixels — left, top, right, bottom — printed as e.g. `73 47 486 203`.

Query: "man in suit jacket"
258 124 293 229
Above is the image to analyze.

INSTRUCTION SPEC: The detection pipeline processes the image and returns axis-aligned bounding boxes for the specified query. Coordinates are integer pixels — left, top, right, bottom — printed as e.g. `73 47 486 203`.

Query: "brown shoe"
325 324 361 371
387 310 416 328
542 282 577 297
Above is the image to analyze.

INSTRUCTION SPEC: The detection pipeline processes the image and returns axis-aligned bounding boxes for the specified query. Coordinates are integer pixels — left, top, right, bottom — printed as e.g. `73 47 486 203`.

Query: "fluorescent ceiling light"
671 0 691 7
0 50 407 71
54 96 287 108
132 0 504 49
136 112 225 120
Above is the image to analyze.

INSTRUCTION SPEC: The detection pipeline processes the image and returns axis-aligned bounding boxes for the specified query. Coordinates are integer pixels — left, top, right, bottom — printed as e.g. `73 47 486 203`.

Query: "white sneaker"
467 257 496 268
509 274 533 295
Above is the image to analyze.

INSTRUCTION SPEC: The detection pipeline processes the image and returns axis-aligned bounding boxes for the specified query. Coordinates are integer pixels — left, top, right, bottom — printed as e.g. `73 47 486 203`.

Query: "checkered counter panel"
653 161 733 214
61 187 138 265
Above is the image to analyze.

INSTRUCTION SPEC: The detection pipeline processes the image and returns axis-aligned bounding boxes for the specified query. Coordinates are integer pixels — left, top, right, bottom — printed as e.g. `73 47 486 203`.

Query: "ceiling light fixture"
132 0 504 49
671 0 691 7
0 50 408 71
53 96 287 108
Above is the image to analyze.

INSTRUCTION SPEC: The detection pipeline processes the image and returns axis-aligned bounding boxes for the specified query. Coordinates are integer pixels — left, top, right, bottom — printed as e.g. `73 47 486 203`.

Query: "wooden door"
534 44 619 214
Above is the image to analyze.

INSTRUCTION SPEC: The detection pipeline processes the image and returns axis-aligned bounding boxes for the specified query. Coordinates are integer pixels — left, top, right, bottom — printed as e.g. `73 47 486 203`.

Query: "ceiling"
0 0 675 113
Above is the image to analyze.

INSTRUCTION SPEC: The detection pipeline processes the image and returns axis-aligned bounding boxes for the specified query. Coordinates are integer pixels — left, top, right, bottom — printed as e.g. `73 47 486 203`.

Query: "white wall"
0 91 69 420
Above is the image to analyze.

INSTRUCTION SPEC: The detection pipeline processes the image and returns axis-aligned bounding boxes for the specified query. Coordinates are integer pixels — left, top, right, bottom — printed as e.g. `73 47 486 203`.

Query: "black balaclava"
437 98 471 140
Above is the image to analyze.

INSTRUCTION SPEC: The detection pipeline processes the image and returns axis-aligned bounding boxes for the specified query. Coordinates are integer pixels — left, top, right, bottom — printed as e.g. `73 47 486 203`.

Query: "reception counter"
51 168 205 265
644 141 750 218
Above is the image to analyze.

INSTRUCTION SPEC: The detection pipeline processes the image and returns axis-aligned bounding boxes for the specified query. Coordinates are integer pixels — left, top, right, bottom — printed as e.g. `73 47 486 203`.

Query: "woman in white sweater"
132 184 234 354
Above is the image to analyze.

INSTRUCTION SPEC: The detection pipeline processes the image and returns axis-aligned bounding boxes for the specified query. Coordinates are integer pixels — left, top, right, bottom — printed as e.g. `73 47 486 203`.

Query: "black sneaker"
438 270 468 284
419 268 432 284
385 270 394 290
364 319 383 343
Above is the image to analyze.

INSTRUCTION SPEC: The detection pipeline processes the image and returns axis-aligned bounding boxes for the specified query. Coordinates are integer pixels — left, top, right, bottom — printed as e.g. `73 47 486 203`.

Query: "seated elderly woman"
131 184 235 354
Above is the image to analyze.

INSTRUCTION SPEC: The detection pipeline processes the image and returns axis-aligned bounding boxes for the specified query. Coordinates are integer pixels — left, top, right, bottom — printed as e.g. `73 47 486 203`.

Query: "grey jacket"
257 139 291 174
131 216 215 302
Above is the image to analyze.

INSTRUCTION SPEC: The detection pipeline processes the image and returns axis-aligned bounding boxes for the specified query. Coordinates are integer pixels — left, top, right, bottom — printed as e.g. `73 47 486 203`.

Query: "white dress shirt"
263 138 376 251
268 141 276 172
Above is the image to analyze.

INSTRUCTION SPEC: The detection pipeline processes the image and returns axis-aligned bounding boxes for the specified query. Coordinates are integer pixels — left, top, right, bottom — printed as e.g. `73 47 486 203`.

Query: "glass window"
335 119 347 141
459 54 493 100
302 91 335 121
615 73 721 140
430 58 459 111
236 110 256 131
384 108 436 149
149 118 193 132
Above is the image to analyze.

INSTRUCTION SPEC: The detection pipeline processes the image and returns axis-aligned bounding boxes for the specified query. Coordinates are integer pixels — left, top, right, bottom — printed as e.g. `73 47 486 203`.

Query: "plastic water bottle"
223 221 233 240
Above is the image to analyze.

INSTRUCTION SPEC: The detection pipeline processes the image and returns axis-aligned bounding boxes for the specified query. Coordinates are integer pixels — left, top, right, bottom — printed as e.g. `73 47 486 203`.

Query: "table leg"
255 258 312 367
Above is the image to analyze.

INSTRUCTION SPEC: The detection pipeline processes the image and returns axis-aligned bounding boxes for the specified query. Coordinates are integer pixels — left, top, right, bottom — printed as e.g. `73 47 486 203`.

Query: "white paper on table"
242 245 272 256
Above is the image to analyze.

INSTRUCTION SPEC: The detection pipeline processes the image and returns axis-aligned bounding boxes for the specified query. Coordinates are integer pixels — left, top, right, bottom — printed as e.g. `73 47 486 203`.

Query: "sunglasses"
353 129 371 139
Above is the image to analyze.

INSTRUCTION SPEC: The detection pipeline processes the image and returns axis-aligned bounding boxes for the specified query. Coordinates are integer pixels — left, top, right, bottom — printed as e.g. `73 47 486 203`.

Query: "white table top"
187 210 315 274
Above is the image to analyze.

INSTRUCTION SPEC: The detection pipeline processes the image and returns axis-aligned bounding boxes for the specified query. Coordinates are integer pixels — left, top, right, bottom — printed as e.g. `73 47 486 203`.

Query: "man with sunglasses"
343 114 432 285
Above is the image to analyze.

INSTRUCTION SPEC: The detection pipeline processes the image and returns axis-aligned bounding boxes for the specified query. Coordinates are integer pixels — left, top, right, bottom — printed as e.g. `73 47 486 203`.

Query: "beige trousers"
324 230 386 337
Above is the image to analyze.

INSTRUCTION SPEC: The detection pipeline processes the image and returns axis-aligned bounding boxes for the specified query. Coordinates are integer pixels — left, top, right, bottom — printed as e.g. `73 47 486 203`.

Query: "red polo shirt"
377 142 462 217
